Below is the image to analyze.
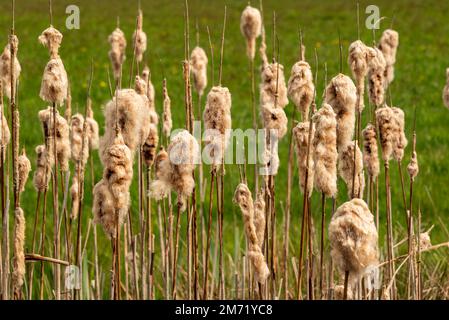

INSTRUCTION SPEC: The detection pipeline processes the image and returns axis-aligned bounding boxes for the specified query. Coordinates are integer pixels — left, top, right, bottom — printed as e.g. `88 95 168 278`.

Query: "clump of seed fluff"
240 5 262 60
86 98 100 150
348 40 376 112
288 59 315 120
391 107 408 161
38 107 70 171
108 27 126 81
378 29 399 85
132 10 147 63
368 48 386 108
293 121 315 197
150 130 199 211
260 103 288 139
329 198 379 284
70 113 89 165
162 79 172 137
38 27 68 104
100 88 150 162
254 189 266 248
203 86 232 169
18 149 31 193
134 75 158 167
12 207 26 293
443 68 449 109
325 74 357 150
233 183 270 283
260 62 289 109
32 145 51 192
312 103 338 198
338 141 365 199
93 131 133 238
407 150 419 181
0 101 11 161
362 124 380 180
190 47 208 96
142 66 157 116
0 36 21 100
375 106 395 162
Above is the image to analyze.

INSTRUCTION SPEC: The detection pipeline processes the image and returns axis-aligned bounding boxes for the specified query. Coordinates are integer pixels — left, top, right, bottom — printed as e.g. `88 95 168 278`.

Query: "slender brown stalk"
203 170 216 299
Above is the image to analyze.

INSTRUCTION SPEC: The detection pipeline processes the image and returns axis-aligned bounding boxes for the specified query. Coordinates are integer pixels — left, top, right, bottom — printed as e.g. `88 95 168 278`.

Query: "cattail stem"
172 203 182 299
284 107 296 299
384 163 396 299
203 170 216 299
39 188 48 299
319 192 326 299
343 270 349 300
28 191 42 299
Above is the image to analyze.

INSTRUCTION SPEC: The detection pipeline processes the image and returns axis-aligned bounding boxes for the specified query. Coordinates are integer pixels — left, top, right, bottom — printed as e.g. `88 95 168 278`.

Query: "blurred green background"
0 0 448 298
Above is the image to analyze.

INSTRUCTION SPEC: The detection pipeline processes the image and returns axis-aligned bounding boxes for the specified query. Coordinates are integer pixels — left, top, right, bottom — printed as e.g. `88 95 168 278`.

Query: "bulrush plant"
311 103 338 298
324 73 357 151
378 29 399 86
362 124 380 219
108 24 127 83
329 199 379 300
38 21 69 299
1 0 447 302
233 184 269 291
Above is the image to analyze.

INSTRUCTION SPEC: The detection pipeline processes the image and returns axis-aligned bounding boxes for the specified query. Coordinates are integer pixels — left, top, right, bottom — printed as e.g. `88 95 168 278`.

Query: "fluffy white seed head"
240 5 262 60
329 198 379 284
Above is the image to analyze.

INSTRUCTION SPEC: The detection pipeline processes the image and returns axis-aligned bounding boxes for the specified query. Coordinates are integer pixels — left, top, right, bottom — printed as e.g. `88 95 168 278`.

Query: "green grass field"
0 0 448 299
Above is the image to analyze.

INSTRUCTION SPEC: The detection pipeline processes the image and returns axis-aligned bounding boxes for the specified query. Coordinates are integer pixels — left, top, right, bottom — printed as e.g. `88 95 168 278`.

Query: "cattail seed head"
70 176 80 220
260 62 289 109
338 141 365 199
240 5 262 60
142 124 159 167
70 113 89 165
150 131 199 211
329 198 379 284
38 26 63 58
0 102 11 161
362 124 380 179
12 207 26 293
0 38 21 100
203 86 232 168
33 145 51 192
132 10 147 63
190 47 208 96
261 103 288 139
254 188 266 248
40 57 68 104
368 48 386 107
312 103 338 198
325 74 357 150
375 106 395 162
108 27 126 80
101 89 149 162
93 178 125 239
38 107 70 171
391 107 408 161
18 150 31 193
233 183 270 283
293 121 315 197
287 60 315 120
419 231 432 250
162 79 172 137
407 151 419 180
86 99 100 150
378 29 399 85
348 40 376 112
